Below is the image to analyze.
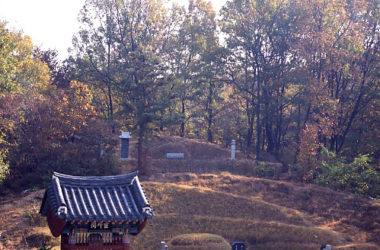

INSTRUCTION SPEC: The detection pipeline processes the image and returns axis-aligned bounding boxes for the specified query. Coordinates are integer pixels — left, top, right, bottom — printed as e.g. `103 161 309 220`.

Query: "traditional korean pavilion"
40 171 153 249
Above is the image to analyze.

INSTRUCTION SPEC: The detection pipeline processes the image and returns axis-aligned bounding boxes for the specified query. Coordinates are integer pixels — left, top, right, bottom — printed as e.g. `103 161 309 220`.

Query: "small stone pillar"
120 132 132 160
231 139 236 160
161 241 168 250
321 244 332 250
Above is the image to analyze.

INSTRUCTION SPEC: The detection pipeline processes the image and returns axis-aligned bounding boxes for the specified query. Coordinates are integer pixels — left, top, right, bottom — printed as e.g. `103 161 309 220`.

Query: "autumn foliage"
1 81 117 190
0 0 379 197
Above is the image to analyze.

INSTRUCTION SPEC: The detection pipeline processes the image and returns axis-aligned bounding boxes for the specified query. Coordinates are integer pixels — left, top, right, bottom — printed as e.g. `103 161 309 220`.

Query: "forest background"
0 0 378 198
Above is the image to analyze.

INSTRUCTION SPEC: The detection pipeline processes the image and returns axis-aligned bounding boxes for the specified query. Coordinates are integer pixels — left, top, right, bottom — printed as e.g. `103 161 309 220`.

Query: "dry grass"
334 243 380 250
144 182 310 226
149 136 238 160
130 182 357 250
1 136 379 249
167 233 230 250
121 135 283 179
0 190 60 249
159 172 380 245
133 214 345 249
1 178 379 249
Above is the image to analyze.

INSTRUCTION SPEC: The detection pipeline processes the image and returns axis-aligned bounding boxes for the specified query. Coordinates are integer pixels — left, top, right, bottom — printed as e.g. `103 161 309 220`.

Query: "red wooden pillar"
123 233 131 250
61 234 69 250
47 209 66 237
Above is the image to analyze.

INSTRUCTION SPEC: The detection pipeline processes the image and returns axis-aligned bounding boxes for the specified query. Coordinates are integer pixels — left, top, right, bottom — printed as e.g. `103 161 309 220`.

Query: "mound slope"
0 177 379 249
131 182 360 249
167 233 230 250
1 136 378 249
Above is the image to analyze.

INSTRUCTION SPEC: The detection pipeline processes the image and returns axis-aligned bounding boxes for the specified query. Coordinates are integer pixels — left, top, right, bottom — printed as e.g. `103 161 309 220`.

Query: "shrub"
253 163 275 178
314 147 380 198
0 147 9 184
290 164 307 182
23 204 46 227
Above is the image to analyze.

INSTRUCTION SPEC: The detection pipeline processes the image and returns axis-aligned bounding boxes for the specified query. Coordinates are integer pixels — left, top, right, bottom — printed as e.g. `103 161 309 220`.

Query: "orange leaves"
297 123 320 177
53 81 97 135
297 79 339 180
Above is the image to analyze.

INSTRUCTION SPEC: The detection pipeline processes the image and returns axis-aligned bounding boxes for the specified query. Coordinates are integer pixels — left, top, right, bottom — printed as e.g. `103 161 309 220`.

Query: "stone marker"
231 139 236 160
232 241 246 250
119 131 132 160
320 244 332 250
161 241 168 250
166 153 185 159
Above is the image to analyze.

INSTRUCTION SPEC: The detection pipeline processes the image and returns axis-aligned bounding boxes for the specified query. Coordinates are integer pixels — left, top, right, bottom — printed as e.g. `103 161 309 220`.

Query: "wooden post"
61 234 69 250
69 229 76 246
123 233 131 250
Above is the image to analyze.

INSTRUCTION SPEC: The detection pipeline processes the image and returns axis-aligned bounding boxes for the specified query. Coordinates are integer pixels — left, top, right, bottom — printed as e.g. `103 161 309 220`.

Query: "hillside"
121 136 283 177
0 0 378 248
0 136 379 249
140 173 380 249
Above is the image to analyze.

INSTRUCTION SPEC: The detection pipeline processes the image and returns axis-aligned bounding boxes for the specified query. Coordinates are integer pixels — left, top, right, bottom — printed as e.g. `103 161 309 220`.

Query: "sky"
0 0 227 61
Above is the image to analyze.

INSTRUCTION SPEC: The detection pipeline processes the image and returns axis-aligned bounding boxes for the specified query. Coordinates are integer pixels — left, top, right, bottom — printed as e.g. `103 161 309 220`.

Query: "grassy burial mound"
167 233 231 250
161 172 380 245
131 182 356 250
122 135 283 178
0 178 379 249
149 136 237 160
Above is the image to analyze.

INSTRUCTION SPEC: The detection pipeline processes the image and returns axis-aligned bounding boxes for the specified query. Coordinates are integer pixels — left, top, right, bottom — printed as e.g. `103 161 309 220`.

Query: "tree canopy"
0 0 378 197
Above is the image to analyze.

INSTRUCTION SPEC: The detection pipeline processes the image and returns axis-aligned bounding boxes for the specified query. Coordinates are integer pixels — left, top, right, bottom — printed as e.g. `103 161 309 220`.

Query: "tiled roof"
40 171 153 222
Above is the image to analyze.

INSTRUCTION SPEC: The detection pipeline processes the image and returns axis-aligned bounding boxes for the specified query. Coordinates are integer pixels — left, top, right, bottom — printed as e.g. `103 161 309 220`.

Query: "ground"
0 136 379 249
166 233 231 250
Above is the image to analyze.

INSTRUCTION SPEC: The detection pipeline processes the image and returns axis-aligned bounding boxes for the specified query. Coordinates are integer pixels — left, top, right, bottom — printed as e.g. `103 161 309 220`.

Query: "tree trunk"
336 22 375 152
266 123 274 152
275 78 286 154
246 97 255 150
294 103 311 164
137 122 145 174
180 97 185 137
256 75 261 160
206 80 214 143
107 39 114 132
207 115 213 143
107 84 113 120
245 49 254 150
